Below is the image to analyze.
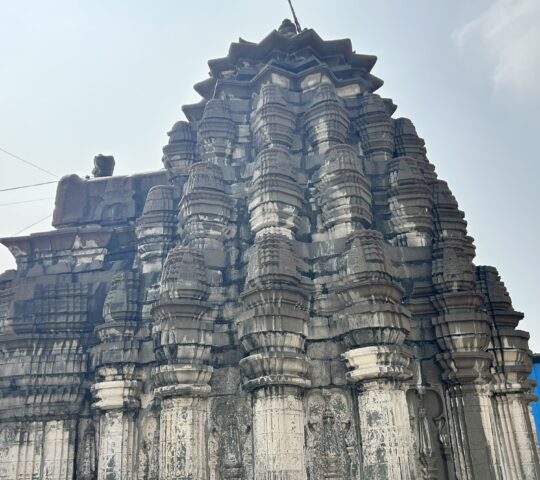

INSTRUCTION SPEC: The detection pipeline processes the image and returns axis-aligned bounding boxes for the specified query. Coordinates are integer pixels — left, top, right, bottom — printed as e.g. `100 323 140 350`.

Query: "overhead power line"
10 213 53 237
0 197 54 207
0 181 58 193
0 146 60 179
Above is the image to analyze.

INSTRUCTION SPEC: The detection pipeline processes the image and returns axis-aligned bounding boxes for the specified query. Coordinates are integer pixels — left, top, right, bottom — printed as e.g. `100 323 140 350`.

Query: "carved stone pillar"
337 230 418 479
158 396 208 479
345 356 417 480
239 237 310 480
387 156 433 246
198 98 235 165
312 144 372 238
93 373 140 480
240 81 310 479
355 93 396 232
151 246 212 479
92 271 141 480
304 82 349 154
135 185 176 274
431 243 497 480
476 266 540 479
251 386 306 478
162 120 197 190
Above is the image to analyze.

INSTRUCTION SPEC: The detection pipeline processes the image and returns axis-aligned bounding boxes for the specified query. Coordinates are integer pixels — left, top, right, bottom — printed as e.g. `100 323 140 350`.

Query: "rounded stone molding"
342 344 413 383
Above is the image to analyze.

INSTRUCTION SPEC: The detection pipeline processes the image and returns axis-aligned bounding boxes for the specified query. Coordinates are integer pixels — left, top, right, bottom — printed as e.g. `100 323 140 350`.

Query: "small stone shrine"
0 19 538 480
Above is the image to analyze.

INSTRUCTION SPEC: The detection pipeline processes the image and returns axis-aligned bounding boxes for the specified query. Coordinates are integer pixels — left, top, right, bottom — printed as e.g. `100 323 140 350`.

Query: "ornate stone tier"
432 182 476 263
91 271 142 480
248 147 303 238
476 266 540 479
179 161 234 247
162 120 197 188
187 20 382 112
304 83 349 153
240 234 310 389
387 156 433 246
198 99 235 164
335 230 418 479
151 246 212 395
136 185 176 272
150 245 213 479
312 144 372 237
252 83 296 150
355 93 395 161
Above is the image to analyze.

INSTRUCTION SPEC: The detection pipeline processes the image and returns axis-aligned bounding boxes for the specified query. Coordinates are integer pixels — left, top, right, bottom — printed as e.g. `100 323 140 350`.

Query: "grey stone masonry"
0 18 538 480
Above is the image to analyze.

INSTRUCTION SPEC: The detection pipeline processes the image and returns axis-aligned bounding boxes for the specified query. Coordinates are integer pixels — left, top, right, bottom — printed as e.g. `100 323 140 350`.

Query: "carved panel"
306 388 360 480
209 395 253 480
407 388 451 480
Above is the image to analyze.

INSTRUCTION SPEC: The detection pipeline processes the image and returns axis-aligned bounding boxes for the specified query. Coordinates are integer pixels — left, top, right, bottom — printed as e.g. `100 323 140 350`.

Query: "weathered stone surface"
0 19 538 480
92 154 115 178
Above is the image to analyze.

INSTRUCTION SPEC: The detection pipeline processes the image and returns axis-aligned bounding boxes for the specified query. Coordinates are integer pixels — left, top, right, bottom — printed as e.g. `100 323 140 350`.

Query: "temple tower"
0 18 538 480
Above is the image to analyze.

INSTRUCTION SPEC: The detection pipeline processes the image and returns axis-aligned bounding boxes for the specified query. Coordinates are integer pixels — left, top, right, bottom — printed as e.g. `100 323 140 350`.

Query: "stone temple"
0 19 538 480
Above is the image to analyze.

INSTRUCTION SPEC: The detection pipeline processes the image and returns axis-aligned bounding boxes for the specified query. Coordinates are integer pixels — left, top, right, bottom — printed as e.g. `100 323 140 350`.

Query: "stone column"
135 185 176 274
151 246 213 480
162 120 197 190
476 266 540 479
158 396 208 479
92 374 140 480
91 271 141 480
355 93 396 232
337 230 417 479
0 419 77 480
431 245 497 479
239 239 310 480
251 386 307 477
387 156 433 247
241 82 311 478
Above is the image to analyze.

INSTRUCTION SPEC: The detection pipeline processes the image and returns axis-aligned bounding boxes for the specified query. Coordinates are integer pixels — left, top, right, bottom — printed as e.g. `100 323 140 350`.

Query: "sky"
0 0 539 348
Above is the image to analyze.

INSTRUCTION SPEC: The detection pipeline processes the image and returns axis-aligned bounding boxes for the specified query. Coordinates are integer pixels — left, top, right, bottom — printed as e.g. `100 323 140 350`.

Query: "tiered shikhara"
0 19 538 480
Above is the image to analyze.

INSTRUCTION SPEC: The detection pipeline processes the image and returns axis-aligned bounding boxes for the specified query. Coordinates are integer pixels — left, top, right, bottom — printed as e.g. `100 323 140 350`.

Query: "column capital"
91 379 141 411
343 344 413 383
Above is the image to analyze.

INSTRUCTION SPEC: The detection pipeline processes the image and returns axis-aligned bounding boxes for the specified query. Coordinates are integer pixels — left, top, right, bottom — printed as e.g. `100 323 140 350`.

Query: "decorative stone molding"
136 186 176 272
312 144 372 237
198 99 235 164
304 83 349 153
252 83 296 150
162 120 197 188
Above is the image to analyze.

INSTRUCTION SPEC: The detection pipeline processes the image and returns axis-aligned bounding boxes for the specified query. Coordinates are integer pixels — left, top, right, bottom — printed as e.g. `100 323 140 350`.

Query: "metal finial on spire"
287 0 302 33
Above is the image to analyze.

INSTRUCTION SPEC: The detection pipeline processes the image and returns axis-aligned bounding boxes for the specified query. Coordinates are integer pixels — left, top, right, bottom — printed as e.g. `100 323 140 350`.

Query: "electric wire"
0 197 54 207
10 214 53 237
0 181 58 193
0 146 60 179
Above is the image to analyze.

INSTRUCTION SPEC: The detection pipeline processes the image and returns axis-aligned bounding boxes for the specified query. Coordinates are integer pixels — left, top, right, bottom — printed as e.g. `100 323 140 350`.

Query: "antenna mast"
287 0 302 33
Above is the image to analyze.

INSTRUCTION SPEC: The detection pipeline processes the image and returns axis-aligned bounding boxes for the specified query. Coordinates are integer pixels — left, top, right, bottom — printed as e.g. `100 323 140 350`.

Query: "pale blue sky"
0 0 539 348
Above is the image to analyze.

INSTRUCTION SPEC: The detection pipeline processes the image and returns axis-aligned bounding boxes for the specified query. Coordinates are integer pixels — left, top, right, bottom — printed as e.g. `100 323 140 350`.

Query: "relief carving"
209 395 253 480
306 389 360 479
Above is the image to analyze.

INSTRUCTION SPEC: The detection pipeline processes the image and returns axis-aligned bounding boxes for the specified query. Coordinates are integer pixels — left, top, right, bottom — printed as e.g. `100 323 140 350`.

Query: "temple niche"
0 18 539 480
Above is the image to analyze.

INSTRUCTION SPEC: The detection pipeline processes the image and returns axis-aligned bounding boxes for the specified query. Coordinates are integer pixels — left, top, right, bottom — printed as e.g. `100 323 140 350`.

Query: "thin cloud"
453 0 540 98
